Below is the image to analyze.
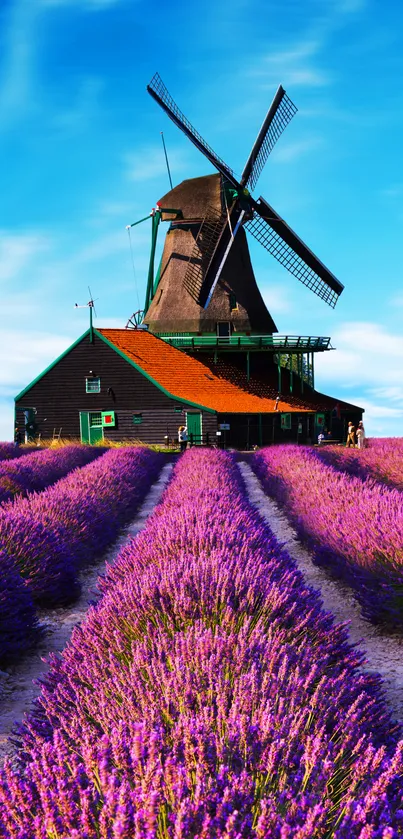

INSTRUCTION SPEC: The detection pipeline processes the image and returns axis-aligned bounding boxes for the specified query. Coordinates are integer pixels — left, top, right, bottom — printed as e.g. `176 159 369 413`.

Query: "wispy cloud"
125 146 190 184
315 321 403 433
271 136 323 163
1 329 74 393
250 41 332 90
0 232 49 282
0 0 39 128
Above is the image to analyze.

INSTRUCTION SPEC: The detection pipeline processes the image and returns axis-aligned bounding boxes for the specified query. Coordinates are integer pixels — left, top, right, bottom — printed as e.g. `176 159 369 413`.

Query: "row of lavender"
0 447 162 666
252 445 403 627
0 443 32 461
1 449 402 837
0 445 102 504
316 437 403 491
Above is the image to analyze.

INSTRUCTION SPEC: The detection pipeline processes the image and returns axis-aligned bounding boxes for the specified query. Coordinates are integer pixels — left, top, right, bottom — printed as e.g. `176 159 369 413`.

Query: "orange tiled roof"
98 328 308 414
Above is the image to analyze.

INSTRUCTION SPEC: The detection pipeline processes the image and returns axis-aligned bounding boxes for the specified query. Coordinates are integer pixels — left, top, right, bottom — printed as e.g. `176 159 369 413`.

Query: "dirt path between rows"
0 462 173 764
238 461 403 728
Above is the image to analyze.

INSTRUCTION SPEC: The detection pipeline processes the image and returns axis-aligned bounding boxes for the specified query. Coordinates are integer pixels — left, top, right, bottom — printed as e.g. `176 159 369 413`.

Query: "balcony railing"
158 334 332 352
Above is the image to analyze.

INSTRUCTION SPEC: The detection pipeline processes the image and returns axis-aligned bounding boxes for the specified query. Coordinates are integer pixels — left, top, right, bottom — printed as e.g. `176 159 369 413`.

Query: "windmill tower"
142 74 343 340
125 74 345 404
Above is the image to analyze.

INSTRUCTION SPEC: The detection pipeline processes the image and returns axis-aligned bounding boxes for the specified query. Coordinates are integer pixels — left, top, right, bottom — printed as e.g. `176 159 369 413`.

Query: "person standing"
178 425 188 453
346 422 356 447
356 420 366 449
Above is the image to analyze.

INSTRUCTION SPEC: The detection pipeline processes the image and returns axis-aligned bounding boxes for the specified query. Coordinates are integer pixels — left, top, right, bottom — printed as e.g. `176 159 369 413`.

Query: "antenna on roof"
161 131 173 190
74 287 98 343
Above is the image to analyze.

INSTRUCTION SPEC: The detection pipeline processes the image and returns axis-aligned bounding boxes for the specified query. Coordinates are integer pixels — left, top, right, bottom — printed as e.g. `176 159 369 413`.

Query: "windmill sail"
246 197 344 307
147 74 238 188
241 86 297 191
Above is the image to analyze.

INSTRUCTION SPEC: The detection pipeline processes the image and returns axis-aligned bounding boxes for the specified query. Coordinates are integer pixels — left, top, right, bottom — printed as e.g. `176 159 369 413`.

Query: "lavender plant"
0 447 162 674
0 443 31 461
0 551 40 665
252 445 403 627
1 450 402 837
315 438 403 491
0 445 102 504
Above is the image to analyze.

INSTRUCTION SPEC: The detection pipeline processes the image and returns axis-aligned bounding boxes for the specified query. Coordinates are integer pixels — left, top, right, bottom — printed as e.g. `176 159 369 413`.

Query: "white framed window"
86 377 101 393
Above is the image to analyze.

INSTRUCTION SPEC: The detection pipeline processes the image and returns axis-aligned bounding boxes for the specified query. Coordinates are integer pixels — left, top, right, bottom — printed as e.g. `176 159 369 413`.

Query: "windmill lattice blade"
183 206 226 303
241 87 297 192
147 73 238 188
246 198 344 307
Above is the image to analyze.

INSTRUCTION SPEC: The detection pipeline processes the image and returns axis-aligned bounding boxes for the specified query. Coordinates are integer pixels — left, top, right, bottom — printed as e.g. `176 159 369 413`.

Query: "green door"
186 412 202 445
79 412 104 444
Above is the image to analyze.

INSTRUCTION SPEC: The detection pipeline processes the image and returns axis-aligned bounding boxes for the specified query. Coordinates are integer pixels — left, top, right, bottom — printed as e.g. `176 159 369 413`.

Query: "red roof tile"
97 329 339 414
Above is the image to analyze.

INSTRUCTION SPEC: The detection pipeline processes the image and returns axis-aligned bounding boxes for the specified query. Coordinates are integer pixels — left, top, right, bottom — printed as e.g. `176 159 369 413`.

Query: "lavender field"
0 446 162 665
252 444 403 628
315 438 403 491
1 447 403 838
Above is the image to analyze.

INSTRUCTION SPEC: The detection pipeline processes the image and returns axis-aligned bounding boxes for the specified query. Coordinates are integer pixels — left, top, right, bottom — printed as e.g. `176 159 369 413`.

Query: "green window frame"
281 413 291 430
133 413 143 425
101 411 115 428
86 377 101 393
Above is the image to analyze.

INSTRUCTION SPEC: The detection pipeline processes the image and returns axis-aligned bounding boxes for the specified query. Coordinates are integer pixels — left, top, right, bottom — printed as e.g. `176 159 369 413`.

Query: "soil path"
238 461 403 728
0 461 173 763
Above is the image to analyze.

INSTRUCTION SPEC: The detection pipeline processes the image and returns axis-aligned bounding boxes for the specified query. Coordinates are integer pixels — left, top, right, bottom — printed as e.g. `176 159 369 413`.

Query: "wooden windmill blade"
246 197 344 307
240 86 298 192
147 73 238 188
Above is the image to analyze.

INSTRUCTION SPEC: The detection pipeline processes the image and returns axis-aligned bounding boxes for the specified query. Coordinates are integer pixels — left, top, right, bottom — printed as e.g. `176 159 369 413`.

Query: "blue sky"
1 0 402 439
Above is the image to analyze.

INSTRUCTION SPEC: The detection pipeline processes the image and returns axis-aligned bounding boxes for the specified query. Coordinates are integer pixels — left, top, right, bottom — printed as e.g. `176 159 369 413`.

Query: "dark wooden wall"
15 333 217 445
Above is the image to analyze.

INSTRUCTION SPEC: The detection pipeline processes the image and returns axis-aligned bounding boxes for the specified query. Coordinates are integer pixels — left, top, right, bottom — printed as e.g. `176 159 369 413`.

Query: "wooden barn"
15 75 364 446
14 325 362 448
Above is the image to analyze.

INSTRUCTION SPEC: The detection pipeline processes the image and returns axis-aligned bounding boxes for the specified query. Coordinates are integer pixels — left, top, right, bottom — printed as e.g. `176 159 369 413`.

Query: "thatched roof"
144 174 277 335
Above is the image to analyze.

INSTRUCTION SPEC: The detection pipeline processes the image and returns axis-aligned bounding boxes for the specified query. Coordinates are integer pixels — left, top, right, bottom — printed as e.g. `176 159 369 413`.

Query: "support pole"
246 351 250 383
311 352 315 389
144 211 160 313
290 354 293 394
301 353 304 394
277 356 282 394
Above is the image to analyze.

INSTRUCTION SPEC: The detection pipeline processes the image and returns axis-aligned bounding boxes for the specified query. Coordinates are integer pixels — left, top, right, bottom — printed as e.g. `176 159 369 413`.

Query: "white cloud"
271 136 323 163
261 283 294 315
0 0 40 129
315 321 403 434
0 232 49 282
1 330 75 393
125 146 189 184
316 321 403 388
250 41 332 89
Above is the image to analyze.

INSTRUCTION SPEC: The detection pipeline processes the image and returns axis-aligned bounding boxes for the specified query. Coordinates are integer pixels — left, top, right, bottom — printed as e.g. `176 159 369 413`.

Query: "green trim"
15 329 91 403
94 330 215 414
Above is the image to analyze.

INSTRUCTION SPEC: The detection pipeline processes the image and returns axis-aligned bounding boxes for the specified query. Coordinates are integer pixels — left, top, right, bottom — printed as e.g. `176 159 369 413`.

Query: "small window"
133 413 143 425
90 412 102 427
174 406 183 414
229 292 238 311
281 413 291 430
86 377 101 393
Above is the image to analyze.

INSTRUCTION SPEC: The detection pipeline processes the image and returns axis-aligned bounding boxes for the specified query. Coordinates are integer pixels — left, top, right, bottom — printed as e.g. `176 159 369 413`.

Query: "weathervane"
74 286 98 343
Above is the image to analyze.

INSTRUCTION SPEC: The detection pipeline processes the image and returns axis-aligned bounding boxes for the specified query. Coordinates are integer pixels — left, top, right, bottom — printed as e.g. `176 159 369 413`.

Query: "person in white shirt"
356 421 366 449
178 425 188 452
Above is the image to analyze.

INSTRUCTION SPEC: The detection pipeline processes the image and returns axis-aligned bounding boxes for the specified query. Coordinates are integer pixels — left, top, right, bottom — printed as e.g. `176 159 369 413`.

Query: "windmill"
141 73 343 334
